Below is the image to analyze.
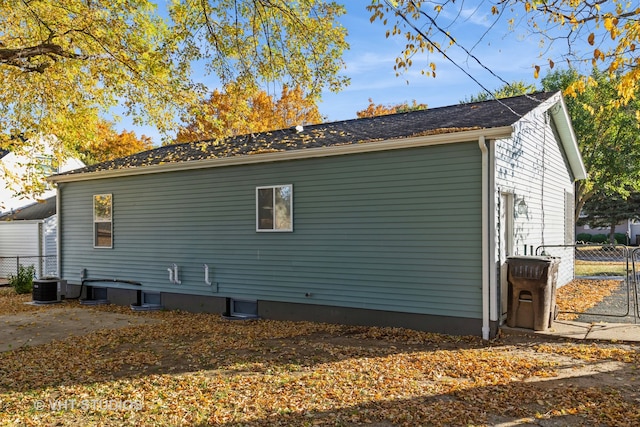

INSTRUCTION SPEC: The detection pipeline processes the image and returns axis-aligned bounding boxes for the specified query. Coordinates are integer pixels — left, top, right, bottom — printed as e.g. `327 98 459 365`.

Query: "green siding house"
50 92 586 338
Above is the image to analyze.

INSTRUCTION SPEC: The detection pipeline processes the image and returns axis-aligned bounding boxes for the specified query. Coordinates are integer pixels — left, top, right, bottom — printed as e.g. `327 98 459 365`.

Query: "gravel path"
576 279 639 324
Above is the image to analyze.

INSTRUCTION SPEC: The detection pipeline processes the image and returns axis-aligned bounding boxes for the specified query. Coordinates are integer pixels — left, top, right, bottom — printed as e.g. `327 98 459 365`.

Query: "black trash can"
506 256 560 331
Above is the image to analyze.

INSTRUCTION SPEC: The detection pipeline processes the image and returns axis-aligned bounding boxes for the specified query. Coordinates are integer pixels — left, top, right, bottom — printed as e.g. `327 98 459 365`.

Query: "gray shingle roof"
0 196 56 221
59 92 555 176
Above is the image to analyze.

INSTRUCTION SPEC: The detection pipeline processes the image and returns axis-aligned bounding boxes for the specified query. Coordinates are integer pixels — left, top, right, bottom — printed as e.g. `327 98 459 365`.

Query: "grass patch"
574 260 628 277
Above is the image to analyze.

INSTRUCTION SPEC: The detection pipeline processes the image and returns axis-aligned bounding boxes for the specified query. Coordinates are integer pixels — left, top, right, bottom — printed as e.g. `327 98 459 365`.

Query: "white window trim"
93 194 113 248
256 184 293 232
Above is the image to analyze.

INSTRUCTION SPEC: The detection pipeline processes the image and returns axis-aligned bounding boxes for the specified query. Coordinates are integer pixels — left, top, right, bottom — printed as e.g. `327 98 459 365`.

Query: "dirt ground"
0 304 158 352
0 291 639 426
1 302 638 387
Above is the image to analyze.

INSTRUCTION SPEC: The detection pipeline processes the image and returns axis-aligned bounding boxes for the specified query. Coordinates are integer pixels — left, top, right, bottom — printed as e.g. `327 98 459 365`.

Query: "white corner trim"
478 135 490 341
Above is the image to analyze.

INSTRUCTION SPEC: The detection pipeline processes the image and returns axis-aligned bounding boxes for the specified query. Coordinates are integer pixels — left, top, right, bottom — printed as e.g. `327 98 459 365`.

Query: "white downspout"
55 184 61 279
488 139 499 327
479 136 490 340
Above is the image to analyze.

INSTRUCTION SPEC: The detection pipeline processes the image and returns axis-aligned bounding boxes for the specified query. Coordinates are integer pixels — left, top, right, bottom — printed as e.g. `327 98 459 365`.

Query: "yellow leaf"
604 17 614 32
533 65 540 79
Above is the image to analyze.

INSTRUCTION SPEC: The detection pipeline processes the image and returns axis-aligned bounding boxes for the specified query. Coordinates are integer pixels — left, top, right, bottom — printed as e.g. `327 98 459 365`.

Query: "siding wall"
59 143 484 319
0 221 40 257
0 221 41 279
43 215 57 257
493 108 576 286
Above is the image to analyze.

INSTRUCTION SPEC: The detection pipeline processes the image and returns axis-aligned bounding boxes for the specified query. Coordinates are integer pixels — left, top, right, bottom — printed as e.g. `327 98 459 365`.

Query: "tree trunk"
609 224 616 244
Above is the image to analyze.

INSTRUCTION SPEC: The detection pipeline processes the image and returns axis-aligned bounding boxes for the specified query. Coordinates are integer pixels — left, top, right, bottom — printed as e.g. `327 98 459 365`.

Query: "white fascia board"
547 93 588 181
49 126 514 184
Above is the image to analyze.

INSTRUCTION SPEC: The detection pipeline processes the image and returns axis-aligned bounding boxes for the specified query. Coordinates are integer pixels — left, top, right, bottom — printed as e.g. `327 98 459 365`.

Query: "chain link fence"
628 248 640 318
0 256 58 283
536 244 635 320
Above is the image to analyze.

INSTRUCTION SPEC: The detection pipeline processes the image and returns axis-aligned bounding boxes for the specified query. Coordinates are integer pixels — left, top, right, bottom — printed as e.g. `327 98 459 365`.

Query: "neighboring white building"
0 137 84 281
576 220 640 245
0 197 58 280
0 136 84 213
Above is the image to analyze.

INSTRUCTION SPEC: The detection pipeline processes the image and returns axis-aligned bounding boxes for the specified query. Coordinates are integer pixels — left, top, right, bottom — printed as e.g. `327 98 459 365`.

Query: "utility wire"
384 0 539 116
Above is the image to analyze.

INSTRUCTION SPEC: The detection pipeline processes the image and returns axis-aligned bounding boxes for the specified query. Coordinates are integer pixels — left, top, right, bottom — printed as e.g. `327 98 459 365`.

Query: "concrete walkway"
502 320 640 342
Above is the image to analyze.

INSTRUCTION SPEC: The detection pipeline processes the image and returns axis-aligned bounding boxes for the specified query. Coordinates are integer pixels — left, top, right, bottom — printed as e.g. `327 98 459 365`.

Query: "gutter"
49 126 514 184
478 135 490 340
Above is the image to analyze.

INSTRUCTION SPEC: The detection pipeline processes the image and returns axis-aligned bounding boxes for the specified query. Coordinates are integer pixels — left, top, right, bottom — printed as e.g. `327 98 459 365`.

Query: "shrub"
576 233 592 242
590 234 608 243
614 233 628 244
8 265 36 294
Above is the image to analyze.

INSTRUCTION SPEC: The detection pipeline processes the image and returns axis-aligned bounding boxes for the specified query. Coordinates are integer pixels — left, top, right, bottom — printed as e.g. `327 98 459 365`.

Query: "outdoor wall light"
517 198 528 215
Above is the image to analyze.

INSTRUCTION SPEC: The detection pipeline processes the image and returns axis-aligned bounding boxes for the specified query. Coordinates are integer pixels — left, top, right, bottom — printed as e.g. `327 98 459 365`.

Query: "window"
93 194 113 248
256 185 293 231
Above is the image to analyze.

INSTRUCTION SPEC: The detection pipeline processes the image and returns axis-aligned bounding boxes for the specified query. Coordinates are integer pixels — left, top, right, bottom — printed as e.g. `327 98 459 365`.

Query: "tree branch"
0 43 86 73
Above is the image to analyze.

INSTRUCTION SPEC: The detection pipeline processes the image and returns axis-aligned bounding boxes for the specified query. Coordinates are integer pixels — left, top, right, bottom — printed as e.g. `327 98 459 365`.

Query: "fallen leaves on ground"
0 292 638 426
555 279 622 320
0 286 45 314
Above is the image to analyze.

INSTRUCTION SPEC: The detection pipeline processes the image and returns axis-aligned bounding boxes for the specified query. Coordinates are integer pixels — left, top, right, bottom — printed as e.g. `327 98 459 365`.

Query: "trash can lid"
507 256 559 263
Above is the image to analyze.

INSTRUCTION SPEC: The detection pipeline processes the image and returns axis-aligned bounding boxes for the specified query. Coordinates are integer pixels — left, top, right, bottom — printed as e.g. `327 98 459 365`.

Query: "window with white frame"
256 185 293 231
93 194 113 248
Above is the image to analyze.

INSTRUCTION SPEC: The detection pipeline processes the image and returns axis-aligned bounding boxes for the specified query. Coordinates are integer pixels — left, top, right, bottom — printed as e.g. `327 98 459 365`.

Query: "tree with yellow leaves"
542 68 640 221
368 0 639 106
356 99 427 118
176 84 324 142
78 122 155 165
0 0 348 196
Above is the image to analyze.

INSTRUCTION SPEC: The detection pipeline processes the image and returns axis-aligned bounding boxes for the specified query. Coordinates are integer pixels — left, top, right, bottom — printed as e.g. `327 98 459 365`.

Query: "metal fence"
0 255 58 282
628 248 640 318
535 244 637 320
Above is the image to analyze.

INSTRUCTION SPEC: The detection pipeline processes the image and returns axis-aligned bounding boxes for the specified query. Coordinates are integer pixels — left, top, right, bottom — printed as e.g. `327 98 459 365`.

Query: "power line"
383 0 537 115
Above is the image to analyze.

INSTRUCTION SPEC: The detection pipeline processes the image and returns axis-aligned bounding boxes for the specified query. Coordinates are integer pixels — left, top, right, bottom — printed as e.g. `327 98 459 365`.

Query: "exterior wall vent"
223 299 258 319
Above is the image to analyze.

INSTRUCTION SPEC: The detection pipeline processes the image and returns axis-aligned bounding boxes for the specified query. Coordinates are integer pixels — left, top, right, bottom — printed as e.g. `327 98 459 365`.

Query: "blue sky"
319 1 546 121
125 2 577 143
